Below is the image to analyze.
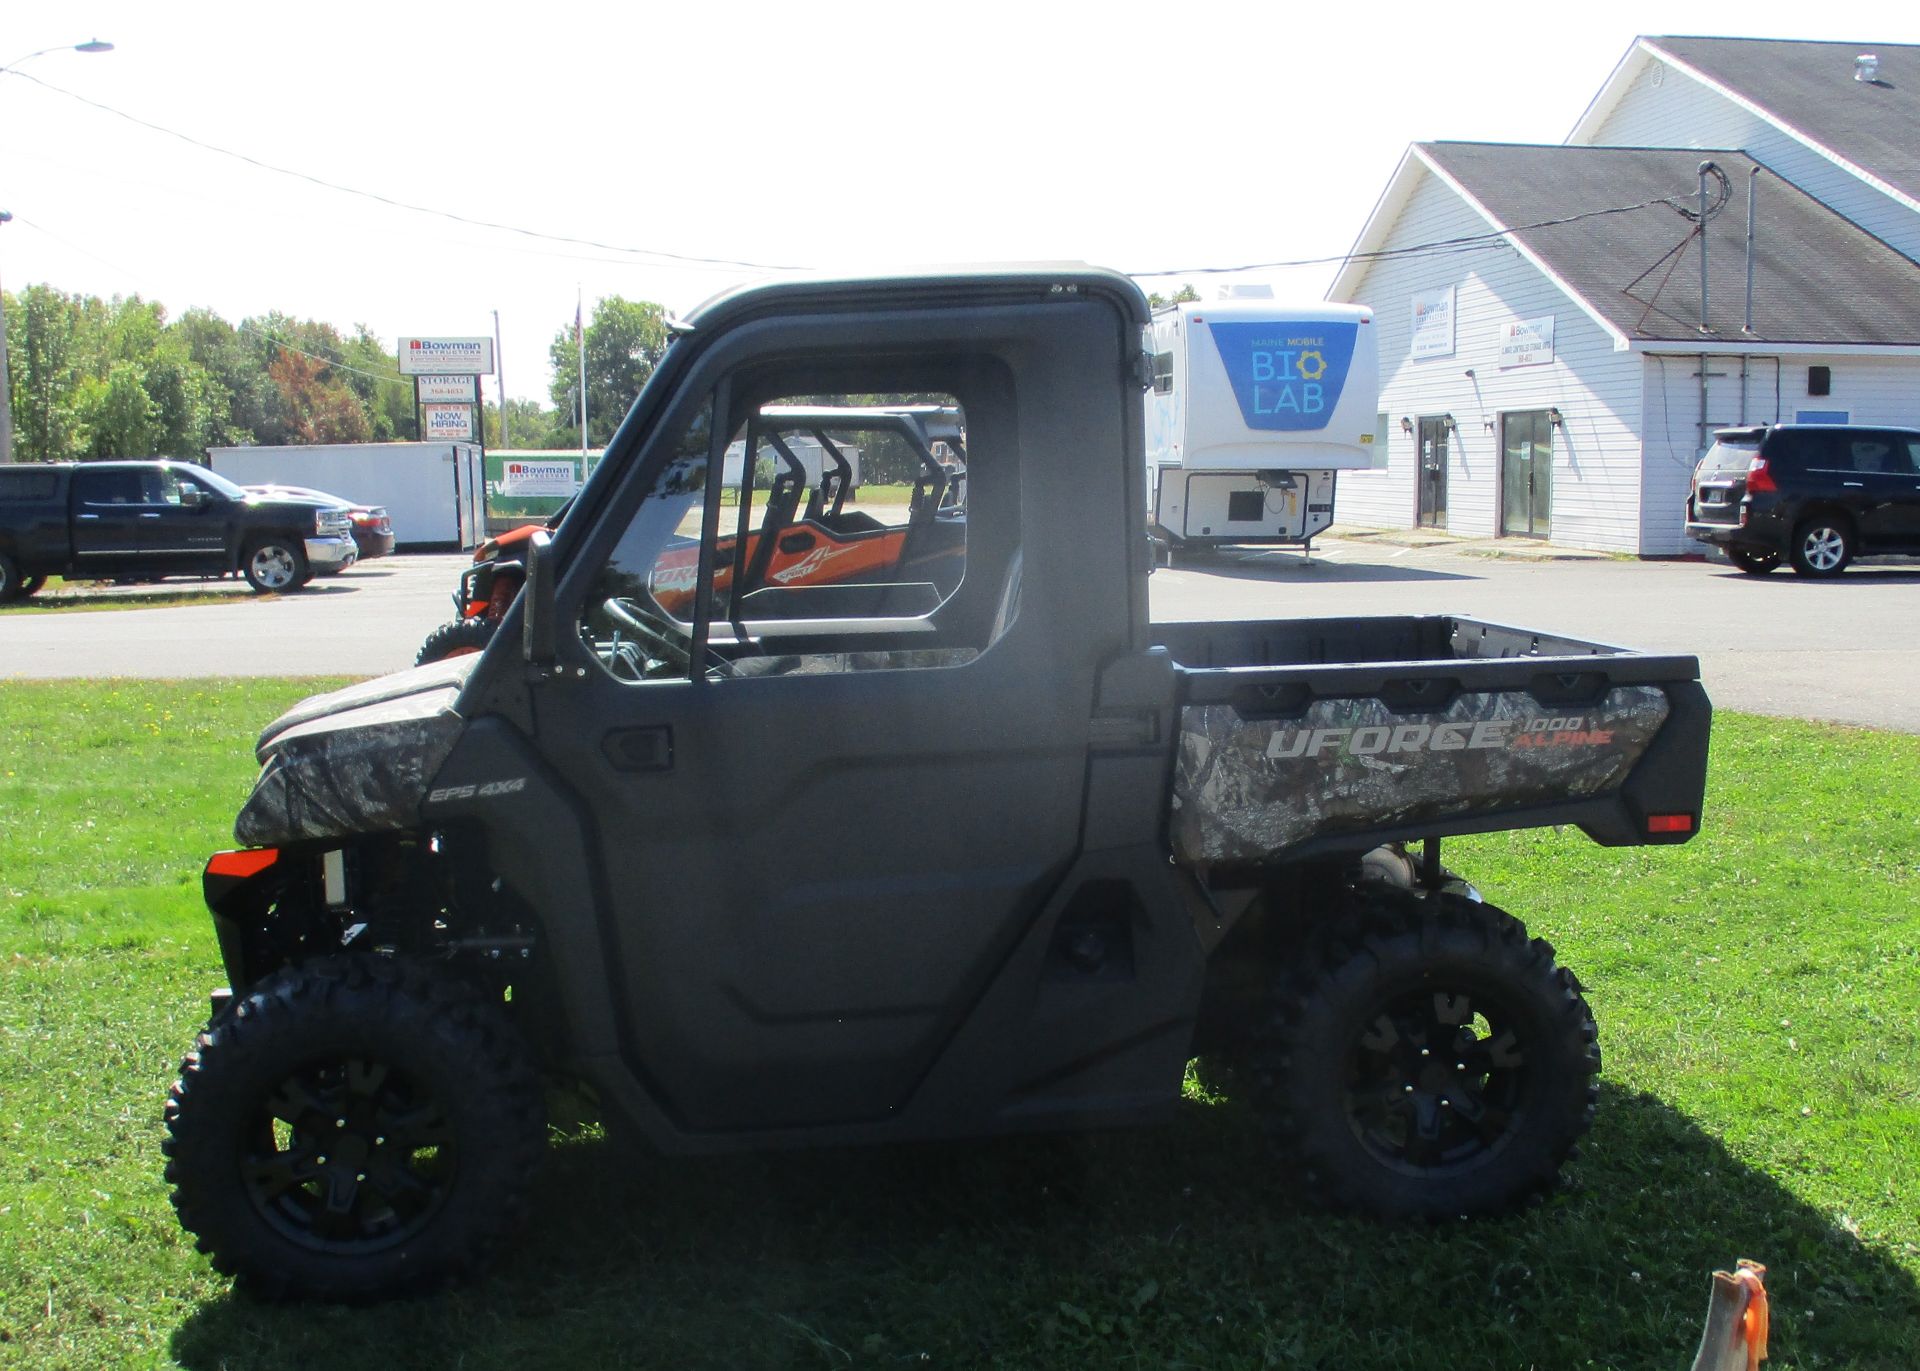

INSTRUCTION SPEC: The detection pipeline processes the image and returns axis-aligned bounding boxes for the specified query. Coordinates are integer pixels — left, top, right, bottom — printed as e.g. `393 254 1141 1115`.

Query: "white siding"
1638 351 1920 554
1580 59 1920 264
1332 171 1648 552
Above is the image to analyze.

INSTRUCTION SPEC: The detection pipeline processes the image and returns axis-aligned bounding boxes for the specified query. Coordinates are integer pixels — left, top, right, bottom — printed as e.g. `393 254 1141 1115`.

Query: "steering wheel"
603 597 693 672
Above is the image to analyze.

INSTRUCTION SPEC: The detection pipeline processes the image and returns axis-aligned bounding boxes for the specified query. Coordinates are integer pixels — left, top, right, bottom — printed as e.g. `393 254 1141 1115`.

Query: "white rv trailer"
1146 299 1379 556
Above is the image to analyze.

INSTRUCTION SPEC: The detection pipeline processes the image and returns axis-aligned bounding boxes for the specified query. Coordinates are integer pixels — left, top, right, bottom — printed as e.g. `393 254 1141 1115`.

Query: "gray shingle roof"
1649 36 1920 203
1419 142 1920 346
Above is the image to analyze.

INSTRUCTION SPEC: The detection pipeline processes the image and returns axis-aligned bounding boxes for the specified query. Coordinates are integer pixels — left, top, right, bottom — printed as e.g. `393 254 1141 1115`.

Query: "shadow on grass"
170 1082 1918 1370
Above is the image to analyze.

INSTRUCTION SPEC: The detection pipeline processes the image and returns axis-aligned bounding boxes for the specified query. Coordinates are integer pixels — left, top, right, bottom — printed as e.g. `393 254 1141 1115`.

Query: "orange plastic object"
1734 1260 1769 1370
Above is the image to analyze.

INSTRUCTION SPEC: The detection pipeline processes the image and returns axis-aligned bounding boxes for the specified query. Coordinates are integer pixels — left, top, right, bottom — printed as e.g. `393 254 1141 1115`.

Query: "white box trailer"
207 442 486 549
1146 300 1379 555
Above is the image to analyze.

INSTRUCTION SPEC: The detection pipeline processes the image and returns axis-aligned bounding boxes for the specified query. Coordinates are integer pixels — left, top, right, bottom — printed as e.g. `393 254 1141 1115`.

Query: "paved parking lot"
3 540 1914 731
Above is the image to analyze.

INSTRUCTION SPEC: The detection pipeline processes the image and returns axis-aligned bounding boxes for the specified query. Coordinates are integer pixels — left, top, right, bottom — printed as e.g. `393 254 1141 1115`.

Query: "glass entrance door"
1500 411 1553 537
1416 417 1449 528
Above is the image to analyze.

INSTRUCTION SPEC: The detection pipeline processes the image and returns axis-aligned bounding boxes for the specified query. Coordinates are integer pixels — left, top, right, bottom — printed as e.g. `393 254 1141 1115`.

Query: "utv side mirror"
523 529 556 666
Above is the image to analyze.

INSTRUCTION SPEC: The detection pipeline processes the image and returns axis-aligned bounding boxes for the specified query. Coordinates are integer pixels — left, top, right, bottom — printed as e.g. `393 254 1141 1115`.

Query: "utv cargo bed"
1157 615 1709 865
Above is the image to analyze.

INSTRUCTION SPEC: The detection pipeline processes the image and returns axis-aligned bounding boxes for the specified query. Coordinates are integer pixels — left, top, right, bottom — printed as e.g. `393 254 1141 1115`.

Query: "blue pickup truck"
0 460 357 600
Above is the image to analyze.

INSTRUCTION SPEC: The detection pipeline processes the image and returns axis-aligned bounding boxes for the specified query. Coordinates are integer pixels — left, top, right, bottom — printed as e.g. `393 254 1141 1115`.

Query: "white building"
1329 36 1920 555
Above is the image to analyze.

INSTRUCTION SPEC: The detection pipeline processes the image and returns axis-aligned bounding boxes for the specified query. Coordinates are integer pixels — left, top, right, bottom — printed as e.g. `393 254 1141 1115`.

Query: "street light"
0 37 113 464
0 39 115 74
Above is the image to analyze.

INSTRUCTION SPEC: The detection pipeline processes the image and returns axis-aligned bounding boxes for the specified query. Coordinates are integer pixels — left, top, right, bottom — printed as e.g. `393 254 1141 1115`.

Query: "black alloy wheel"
1255 893 1599 1217
164 956 545 1300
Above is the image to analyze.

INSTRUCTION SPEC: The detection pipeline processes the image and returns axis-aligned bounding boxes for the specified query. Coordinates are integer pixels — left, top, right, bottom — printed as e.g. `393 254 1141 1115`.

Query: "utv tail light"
1745 456 1777 493
206 848 280 878
1647 814 1694 835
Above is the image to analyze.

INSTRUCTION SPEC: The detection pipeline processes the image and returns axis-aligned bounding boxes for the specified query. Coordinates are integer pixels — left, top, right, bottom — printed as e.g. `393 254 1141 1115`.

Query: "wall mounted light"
1442 414 1457 433
1546 406 1564 427
1399 416 1413 435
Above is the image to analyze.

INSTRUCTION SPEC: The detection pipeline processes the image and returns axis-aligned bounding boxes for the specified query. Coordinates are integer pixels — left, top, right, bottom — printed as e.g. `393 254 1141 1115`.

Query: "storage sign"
1203 321 1358 432
501 460 580 497
1499 315 1555 368
423 403 474 439
398 336 495 375
416 374 478 402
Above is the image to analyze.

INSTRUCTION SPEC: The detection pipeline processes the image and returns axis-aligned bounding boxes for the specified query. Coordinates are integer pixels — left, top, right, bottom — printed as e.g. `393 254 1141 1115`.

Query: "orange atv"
415 405 966 665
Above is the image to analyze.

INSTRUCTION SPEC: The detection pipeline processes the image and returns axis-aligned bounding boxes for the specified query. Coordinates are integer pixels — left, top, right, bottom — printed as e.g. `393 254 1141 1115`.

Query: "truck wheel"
163 956 545 1301
242 538 309 594
416 617 497 666
1254 893 1599 1218
0 553 24 603
1788 517 1853 577
1728 547 1779 576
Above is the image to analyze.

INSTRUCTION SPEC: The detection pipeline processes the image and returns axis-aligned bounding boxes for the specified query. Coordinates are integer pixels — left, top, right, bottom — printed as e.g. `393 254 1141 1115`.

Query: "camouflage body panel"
234 684 465 848
1169 685 1671 865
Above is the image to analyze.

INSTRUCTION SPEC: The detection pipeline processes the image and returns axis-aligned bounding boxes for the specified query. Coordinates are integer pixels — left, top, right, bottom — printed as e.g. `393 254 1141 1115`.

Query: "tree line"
0 286 676 462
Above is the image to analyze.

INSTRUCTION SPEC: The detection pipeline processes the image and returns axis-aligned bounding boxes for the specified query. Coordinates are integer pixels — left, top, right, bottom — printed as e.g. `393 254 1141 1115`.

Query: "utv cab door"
521 291 1142 1136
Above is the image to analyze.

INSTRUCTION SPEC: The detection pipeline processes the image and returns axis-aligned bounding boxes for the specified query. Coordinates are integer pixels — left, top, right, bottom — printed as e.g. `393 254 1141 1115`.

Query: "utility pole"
492 308 505 448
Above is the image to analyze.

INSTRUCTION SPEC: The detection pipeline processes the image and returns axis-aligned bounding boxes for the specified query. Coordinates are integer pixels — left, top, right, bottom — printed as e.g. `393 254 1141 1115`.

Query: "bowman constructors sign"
398 336 495 376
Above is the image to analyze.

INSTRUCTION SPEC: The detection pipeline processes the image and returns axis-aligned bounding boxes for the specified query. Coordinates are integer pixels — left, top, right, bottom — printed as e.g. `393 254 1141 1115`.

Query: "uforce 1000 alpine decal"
1170 687 1670 864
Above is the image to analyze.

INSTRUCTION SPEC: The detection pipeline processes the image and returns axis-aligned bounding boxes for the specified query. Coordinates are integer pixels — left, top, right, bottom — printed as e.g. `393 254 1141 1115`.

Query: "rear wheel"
1728 547 1780 576
0 553 25 603
242 538 309 593
163 956 545 1300
415 617 498 666
1253 893 1599 1217
1789 517 1853 577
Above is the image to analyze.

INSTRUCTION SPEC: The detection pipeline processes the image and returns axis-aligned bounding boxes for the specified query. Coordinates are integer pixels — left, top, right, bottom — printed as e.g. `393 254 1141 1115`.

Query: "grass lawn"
0 682 1915 1369
0 583 250 615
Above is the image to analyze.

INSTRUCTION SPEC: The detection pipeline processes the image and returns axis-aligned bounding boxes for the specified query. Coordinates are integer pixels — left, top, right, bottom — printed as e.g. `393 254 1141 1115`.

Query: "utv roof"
683 264 1151 331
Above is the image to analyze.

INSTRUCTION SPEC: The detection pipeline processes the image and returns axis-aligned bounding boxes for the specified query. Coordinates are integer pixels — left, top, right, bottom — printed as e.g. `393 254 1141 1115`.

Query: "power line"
8 69 809 273
1126 193 1702 278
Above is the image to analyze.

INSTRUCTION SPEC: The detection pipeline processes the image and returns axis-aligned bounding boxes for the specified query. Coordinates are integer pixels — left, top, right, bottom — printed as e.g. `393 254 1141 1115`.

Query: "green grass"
0 687 1915 1368
0 585 251 615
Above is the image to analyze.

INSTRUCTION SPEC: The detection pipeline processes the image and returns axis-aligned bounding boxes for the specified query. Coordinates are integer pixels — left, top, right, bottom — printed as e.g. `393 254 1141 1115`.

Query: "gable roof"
1571 36 1920 209
1332 142 1920 349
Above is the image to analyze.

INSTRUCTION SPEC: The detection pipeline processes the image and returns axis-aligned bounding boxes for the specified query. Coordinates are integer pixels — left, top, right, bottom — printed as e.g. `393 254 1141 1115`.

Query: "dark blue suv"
1686 424 1920 576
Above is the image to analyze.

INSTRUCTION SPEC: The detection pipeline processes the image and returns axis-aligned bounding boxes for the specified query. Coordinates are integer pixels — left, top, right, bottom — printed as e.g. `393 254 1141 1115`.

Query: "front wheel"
163 957 546 1300
1728 547 1780 576
416 617 498 666
1253 893 1599 1218
242 538 309 593
1789 517 1853 577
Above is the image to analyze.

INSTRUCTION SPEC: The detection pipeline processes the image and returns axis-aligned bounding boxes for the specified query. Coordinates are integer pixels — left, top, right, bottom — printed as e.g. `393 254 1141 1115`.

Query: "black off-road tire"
415 616 497 666
1788 515 1854 577
1252 893 1599 1218
1728 547 1780 576
163 956 546 1301
241 537 309 594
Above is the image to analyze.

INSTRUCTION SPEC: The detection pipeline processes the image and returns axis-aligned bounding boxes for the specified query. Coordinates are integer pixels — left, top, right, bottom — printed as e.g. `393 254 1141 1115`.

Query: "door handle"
139 512 162 519
1843 481 1864 488
77 513 101 521
602 726 673 772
